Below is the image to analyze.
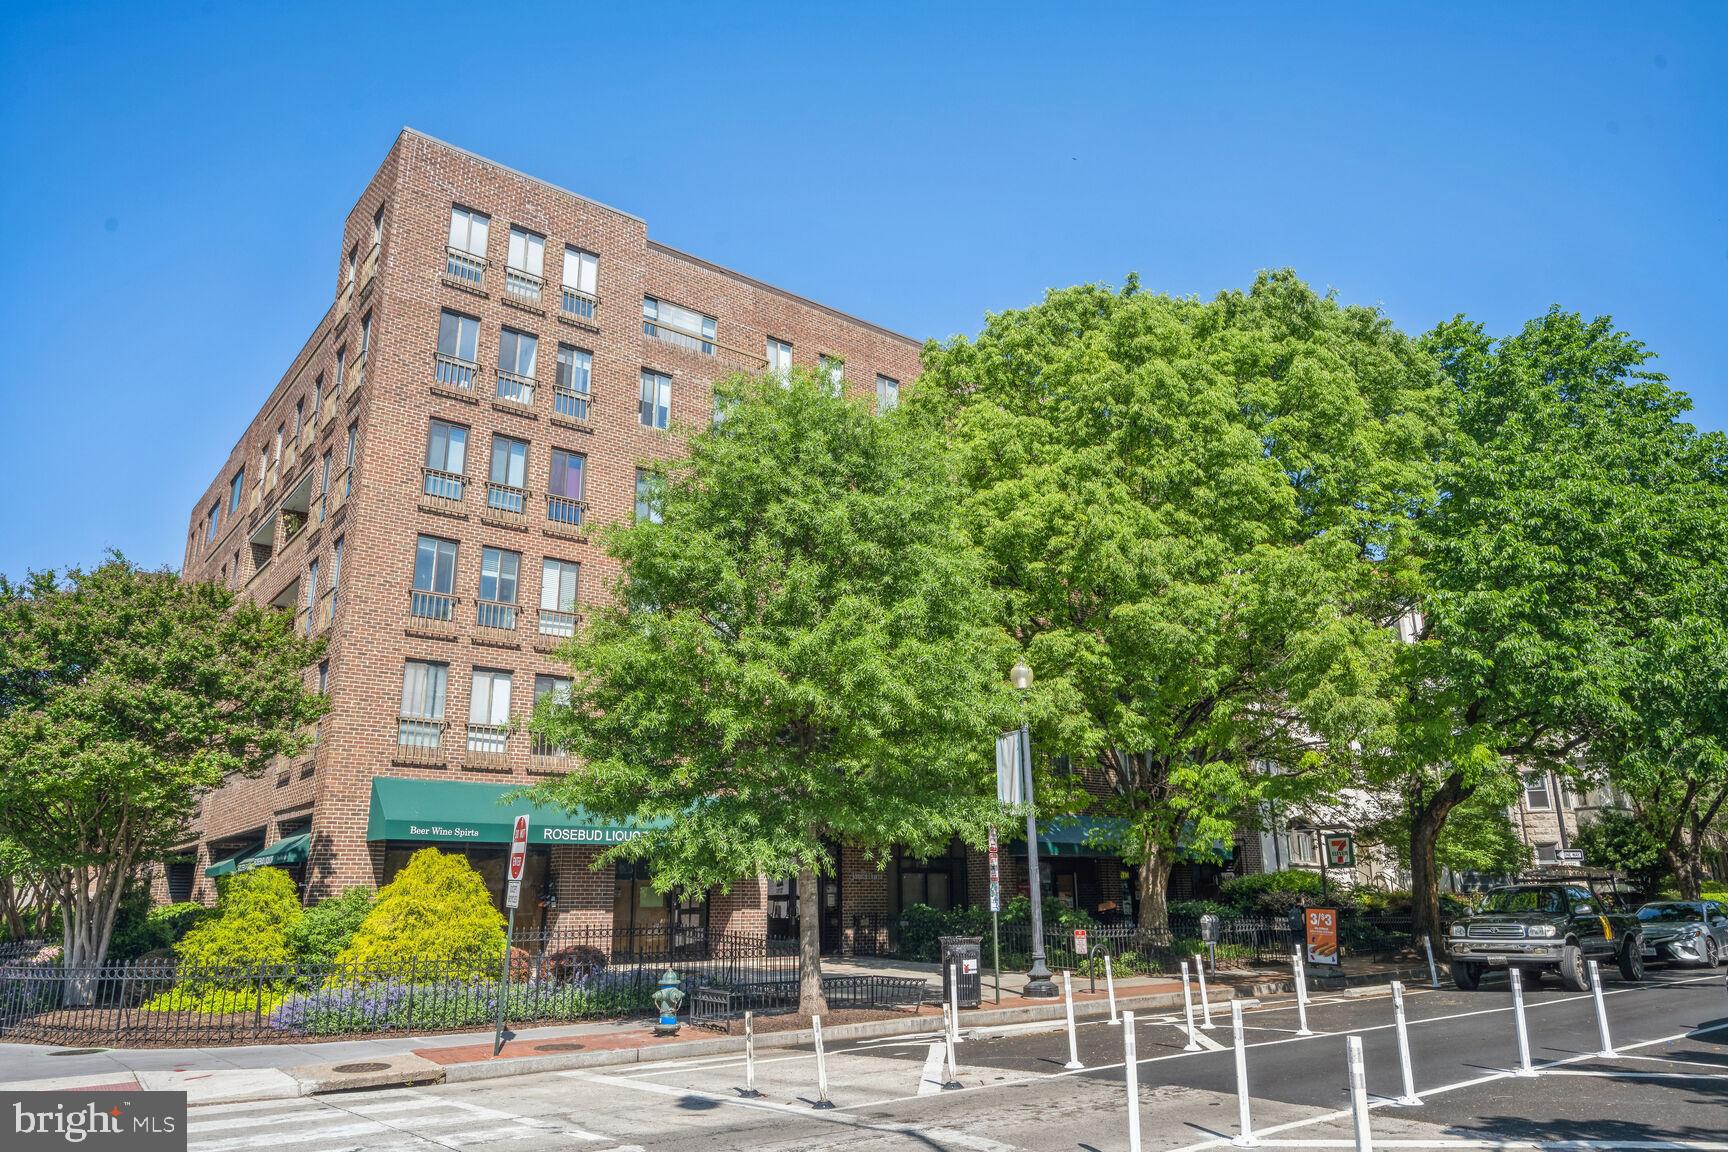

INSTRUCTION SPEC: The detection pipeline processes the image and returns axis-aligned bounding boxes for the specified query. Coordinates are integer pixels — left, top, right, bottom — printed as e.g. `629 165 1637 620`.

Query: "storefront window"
613 859 706 953
892 839 968 914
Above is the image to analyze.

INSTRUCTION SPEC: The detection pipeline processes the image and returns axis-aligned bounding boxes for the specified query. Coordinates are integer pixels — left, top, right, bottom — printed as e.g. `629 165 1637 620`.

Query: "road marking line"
1617 1053 1728 1070
1541 1068 1728 1080
918 1041 947 1095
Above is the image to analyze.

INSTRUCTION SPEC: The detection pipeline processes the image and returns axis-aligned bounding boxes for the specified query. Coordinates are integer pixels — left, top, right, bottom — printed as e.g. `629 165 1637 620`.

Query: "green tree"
1383 310 1725 938
336 849 504 973
286 886 375 968
916 272 1448 931
532 370 1008 1012
0 557 325 976
1573 809 1668 894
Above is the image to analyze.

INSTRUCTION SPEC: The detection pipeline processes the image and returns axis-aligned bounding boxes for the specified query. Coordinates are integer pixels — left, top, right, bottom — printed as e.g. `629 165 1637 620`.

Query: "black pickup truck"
1447 873 1645 991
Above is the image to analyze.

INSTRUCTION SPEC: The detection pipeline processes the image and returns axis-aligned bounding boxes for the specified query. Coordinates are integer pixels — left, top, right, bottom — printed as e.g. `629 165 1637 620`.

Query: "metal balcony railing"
445 247 485 287
475 599 517 632
553 386 590 424
435 353 478 391
466 723 510 759
546 493 585 528
560 288 598 321
530 733 569 763
484 482 529 524
409 589 455 621
396 717 446 763
505 267 543 306
422 468 465 510
496 369 535 407
536 607 577 639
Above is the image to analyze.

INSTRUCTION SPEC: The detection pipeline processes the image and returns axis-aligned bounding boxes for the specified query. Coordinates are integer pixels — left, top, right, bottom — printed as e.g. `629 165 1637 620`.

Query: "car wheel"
1704 937 1720 967
1450 961 1483 991
1557 944 1589 992
1617 932 1646 982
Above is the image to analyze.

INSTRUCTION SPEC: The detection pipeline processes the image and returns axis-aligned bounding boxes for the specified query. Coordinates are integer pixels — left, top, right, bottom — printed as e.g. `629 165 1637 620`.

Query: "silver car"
1636 900 1728 967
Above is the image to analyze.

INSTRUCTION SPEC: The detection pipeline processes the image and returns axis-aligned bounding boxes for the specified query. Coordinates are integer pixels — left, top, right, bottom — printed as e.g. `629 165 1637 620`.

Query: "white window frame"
448 206 490 258
507 226 545 277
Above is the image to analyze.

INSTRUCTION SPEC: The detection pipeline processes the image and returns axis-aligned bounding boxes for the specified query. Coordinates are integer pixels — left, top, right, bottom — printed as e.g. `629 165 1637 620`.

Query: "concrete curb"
433 987 1212 1086
290 1053 448 1096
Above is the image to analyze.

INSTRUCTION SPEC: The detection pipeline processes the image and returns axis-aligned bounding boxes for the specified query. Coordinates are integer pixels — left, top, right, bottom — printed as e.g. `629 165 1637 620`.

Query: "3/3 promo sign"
506 815 529 909
1305 907 1340 966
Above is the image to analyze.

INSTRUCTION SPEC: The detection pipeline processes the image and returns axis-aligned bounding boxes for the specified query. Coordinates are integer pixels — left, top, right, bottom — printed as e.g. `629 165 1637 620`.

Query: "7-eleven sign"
1325 834 1355 868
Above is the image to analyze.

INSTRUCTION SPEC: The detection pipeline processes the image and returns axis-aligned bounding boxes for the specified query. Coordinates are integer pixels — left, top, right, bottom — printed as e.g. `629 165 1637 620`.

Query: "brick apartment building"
166 129 952 948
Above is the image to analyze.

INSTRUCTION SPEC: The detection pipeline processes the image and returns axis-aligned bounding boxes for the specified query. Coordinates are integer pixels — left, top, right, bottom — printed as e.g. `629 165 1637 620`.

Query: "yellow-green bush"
174 867 301 970
334 848 505 974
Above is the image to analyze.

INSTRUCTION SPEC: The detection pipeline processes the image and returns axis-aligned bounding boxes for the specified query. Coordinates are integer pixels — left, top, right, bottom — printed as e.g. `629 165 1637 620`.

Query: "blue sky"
2 3 1724 576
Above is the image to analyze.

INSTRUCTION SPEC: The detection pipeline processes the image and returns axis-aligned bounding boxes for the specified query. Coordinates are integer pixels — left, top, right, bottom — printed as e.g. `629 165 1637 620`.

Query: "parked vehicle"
1635 901 1728 967
1447 872 1644 992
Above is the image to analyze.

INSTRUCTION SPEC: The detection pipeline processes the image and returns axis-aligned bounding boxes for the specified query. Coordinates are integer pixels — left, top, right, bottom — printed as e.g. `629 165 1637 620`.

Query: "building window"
496 327 538 405
488 434 529 512
876 374 900 412
165 859 194 903
1525 774 1552 811
328 536 343 622
554 345 591 421
312 374 324 421
642 296 716 355
634 469 662 524
532 675 572 758
206 502 220 544
229 470 246 515
819 355 844 395
231 549 241 588
345 244 358 287
477 546 520 630
411 535 458 620
639 369 671 430
436 309 480 389
766 337 793 375
539 559 580 637
334 347 346 394
317 659 329 695
892 841 968 913
447 206 490 284
1288 829 1320 865
372 204 384 249
548 449 585 525
359 312 372 356
561 246 598 318
273 425 284 464
424 419 467 501
344 424 358 496
303 560 319 634
468 668 512 753
399 660 448 748
1535 842 1559 864
505 226 545 303
317 450 332 521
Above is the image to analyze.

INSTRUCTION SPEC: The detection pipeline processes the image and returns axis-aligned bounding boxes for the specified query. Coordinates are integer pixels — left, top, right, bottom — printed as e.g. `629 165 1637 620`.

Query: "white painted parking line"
1542 1068 1728 1080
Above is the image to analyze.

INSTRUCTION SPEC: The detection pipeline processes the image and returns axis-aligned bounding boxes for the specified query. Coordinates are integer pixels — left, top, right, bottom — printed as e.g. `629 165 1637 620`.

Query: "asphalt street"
179 967 1728 1152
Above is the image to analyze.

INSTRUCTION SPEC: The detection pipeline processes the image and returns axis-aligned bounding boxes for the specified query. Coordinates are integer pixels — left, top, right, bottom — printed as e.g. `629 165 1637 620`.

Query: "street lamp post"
1012 659 1058 999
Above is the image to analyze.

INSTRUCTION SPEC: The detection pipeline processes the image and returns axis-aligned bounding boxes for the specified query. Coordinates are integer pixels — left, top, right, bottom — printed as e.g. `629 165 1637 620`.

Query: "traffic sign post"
493 814 529 1056
987 827 1002 1004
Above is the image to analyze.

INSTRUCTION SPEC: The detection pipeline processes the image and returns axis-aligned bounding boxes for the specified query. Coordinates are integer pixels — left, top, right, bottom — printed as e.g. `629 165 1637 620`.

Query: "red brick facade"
167 130 922 938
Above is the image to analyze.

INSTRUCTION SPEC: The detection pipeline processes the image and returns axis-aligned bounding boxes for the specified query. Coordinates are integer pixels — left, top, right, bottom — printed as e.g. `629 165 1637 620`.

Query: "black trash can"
938 935 983 1009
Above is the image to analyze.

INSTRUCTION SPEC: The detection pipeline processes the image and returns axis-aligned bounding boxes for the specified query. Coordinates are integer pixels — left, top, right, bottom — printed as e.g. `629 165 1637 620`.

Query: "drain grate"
48 1049 106 1057
332 1062 391 1073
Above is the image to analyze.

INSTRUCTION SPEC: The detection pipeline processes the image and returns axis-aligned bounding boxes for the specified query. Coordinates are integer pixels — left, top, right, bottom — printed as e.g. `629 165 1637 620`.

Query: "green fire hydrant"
651 969 685 1036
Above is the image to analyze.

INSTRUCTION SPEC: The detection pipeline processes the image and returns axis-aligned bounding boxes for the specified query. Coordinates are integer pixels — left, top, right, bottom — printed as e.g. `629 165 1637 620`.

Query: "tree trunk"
1409 775 1468 946
796 865 828 1017
1134 838 1174 935
59 862 130 1003
1663 845 1701 900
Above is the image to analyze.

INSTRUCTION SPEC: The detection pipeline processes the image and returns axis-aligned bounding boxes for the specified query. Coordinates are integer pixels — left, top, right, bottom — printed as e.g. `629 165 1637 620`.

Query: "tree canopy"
532 370 1009 1010
914 271 1450 929
0 556 326 969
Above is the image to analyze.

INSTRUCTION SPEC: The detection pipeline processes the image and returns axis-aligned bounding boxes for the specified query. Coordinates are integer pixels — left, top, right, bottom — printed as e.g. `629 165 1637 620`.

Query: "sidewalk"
0 972 1202 1104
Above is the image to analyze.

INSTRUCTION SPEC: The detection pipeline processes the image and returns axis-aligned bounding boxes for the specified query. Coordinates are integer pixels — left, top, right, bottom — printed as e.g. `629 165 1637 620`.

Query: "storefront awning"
204 845 261 877
365 777 668 846
238 832 310 872
1036 816 1129 858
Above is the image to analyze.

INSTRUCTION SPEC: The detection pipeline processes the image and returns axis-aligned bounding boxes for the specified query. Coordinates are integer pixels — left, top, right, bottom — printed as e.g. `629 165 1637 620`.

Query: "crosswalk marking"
187 1089 609 1151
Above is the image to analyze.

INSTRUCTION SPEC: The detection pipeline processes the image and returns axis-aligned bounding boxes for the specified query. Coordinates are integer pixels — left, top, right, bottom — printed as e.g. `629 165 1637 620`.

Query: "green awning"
365 776 668 846
1036 816 1129 858
238 832 310 872
204 845 262 877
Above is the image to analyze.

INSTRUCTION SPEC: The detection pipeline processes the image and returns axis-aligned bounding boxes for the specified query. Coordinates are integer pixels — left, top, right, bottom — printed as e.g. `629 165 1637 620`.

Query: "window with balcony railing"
424 420 467 507
505 227 544 305
562 246 598 321
411 535 457 621
539 558 579 637
447 206 489 286
554 345 592 423
398 659 448 760
436 309 480 390
487 434 529 518
496 327 537 407
476 547 519 631
548 449 585 527
467 668 512 757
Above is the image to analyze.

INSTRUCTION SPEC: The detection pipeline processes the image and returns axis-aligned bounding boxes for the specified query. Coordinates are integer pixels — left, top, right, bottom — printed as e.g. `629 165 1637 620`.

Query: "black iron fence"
0 928 796 1048
688 973 927 1030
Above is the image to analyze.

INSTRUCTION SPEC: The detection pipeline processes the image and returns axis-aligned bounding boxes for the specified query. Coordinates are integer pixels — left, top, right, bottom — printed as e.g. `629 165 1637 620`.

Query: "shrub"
1000 895 1095 929
269 970 652 1035
174 868 301 971
287 888 374 968
1575 811 1668 894
335 849 505 974
1168 899 1232 920
109 900 213 963
894 903 991 963
1218 869 1326 914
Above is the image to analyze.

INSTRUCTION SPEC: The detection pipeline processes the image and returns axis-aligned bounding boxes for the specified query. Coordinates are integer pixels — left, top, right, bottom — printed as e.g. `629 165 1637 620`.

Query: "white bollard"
1390 981 1422 1106
741 1009 762 1097
1195 952 1216 1029
1180 960 1203 1051
1509 968 1535 1076
1422 934 1441 989
812 1014 835 1107
1589 960 1615 1058
1062 970 1084 1069
1230 999 1258 1147
948 962 963 1045
1347 1034 1373 1152
1292 949 1314 1036
1123 1010 1142 1152
1106 953 1119 1025
941 1003 962 1089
